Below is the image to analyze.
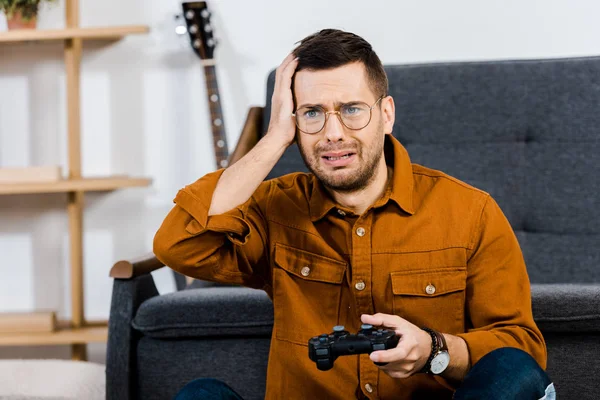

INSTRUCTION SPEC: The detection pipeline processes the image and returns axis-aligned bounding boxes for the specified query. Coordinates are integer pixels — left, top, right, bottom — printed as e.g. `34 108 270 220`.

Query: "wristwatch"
421 328 450 375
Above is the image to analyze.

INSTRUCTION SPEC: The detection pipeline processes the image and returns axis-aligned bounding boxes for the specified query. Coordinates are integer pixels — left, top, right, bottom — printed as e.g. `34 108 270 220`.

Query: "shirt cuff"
455 330 503 367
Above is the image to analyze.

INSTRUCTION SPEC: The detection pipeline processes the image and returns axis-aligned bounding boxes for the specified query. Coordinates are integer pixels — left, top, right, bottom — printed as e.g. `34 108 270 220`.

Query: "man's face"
293 62 393 192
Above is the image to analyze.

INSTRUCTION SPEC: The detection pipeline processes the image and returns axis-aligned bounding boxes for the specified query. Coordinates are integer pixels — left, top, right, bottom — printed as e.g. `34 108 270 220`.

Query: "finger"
374 357 415 380
275 55 299 89
370 342 408 365
283 57 299 77
272 57 299 115
278 57 299 93
370 331 410 366
275 53 297 87
385 369 412 380
275 53 295 75
361 313 407 331
375 359 412 374
280 52 297 69
273 65 298 114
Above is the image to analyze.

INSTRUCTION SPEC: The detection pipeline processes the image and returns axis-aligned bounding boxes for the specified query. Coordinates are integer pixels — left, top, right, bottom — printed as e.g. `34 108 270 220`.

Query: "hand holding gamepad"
308 324 400 371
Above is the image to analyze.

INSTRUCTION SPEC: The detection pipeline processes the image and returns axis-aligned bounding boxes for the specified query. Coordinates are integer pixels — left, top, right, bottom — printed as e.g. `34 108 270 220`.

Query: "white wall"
1 0 599 362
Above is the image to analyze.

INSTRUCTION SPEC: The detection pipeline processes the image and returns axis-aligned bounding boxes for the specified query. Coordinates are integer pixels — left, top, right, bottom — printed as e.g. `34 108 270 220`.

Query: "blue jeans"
174 378 244 400
174 347 554 399
453 347 555 399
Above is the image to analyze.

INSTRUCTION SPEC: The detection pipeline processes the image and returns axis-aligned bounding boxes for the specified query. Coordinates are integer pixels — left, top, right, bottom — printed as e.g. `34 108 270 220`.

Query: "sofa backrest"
260 56 600 284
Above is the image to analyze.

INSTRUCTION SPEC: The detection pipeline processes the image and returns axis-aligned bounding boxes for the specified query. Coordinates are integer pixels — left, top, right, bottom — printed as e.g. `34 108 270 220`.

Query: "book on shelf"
0 311 57 334
0 166 62 184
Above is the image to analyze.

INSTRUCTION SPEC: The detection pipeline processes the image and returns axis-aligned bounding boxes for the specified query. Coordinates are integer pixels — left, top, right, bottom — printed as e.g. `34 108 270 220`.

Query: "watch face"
430 351 450 374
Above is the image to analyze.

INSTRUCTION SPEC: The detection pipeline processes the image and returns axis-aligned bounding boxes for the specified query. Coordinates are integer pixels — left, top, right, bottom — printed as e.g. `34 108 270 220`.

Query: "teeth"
326 154 351 161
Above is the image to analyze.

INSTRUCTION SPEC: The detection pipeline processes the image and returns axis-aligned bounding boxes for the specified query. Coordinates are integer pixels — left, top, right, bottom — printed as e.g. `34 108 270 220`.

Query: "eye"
303 108 323 119
341 104 366 116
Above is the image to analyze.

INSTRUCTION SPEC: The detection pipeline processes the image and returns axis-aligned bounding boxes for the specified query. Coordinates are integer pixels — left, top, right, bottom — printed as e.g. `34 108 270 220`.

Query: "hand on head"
267 53 300 147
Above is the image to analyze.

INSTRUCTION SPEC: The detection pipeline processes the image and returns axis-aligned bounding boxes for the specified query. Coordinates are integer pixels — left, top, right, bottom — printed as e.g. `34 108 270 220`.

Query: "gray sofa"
107 56 600 400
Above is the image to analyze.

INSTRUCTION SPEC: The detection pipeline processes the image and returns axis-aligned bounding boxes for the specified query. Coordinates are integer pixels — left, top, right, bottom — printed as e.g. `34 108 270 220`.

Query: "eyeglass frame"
291 95 385 134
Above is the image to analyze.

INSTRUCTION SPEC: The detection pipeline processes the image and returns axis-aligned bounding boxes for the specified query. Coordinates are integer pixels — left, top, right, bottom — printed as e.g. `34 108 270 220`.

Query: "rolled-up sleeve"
456 195 547 370
153 169 272 290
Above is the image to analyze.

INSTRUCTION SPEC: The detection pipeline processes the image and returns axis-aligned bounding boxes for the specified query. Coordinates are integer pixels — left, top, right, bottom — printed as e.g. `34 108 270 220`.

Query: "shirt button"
355 281 366 291
425 284 436 295
365 383 373 393
356 227 365 237
337 209 346 216
301 266 311 277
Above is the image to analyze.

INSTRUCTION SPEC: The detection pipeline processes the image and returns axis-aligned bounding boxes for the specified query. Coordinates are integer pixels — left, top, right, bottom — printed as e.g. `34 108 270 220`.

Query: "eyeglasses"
292 95 384 134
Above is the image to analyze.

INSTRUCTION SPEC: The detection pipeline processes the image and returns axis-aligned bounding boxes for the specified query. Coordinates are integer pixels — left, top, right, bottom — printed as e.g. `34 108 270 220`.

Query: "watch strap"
420 327 439 374
434 330 448 352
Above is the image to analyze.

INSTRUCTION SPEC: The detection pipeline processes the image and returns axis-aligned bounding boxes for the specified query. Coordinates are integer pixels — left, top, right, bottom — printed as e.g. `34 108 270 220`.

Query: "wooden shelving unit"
0 25 149 43
0 0 151 360
0 177 151 195
0 325 108 346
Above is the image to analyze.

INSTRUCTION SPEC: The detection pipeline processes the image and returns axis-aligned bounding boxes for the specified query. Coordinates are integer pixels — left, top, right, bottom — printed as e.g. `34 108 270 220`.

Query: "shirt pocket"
273 242 347 346
390 267 466 334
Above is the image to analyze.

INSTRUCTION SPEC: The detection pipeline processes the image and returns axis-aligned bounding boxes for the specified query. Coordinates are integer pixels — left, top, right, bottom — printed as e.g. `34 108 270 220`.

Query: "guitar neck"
203 63 229 169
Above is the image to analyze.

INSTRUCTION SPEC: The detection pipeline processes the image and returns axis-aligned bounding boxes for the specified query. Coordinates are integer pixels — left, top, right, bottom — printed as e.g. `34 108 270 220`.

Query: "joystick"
308 324 399 371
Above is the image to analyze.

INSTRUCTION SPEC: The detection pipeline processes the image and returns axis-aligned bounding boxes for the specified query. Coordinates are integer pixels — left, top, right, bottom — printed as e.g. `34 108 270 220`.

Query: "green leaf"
0 0 57 20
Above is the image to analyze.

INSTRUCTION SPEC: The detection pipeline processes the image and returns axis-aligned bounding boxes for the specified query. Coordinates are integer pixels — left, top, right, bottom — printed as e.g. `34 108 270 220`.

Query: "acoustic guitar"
181 1 230 169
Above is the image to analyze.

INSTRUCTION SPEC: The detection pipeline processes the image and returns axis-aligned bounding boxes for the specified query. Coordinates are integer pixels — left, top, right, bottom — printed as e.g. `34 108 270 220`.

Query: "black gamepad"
308 324 399 371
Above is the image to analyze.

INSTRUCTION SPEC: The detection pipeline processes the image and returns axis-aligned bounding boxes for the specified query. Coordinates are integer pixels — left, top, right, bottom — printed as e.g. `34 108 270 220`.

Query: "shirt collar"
309 134 415 221
387 134 416 215
309 178 337 221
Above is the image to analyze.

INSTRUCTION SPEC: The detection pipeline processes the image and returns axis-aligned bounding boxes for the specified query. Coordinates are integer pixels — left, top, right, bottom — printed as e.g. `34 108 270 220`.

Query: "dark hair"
292 29 388 99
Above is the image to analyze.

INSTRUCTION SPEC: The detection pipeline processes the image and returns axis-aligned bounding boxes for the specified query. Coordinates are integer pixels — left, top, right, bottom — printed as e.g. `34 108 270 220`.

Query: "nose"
323 112 345 142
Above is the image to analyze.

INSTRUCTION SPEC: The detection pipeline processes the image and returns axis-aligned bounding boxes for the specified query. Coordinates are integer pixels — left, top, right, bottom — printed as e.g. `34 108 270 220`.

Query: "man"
154 29 554 399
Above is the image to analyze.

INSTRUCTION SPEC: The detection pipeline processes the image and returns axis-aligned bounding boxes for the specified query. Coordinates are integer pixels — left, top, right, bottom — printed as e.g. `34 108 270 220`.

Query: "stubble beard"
298 123 385 193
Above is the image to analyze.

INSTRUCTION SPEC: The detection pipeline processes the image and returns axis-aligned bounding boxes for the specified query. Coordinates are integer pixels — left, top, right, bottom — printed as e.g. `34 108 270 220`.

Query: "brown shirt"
154 134 546 400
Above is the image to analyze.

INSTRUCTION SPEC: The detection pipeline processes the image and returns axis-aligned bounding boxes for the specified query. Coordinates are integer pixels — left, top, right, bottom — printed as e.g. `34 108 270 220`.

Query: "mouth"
320 151 356 167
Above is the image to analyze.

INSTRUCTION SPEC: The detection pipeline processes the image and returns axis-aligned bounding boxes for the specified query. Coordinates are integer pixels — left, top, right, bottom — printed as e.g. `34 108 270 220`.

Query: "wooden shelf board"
0 25 149 43
0 325 107 346
0 176 152 195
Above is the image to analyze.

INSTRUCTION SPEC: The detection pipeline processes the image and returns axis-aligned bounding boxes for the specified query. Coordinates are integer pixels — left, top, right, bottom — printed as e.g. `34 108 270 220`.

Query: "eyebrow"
296 100 363 109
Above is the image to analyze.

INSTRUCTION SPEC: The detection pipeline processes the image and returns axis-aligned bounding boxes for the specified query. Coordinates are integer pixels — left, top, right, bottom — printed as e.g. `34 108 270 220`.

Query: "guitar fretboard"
203 64 229 169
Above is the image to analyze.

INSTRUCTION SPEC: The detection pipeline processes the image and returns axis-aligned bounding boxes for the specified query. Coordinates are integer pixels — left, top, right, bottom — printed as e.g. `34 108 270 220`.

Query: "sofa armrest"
531 283 600 333
109 253 165 279
106 265 162 400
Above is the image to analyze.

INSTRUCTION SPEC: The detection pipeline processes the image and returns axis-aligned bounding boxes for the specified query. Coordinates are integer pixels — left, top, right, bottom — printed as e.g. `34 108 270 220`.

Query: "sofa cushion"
132 287 274 339
185 278 239 289
532 283 600 332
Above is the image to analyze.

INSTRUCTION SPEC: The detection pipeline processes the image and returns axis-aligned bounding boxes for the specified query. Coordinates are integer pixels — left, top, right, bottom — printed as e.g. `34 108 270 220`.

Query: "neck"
328 160 390 215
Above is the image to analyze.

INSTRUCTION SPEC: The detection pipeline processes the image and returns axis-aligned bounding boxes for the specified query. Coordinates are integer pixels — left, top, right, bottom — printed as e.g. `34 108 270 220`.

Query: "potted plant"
1 0 56 30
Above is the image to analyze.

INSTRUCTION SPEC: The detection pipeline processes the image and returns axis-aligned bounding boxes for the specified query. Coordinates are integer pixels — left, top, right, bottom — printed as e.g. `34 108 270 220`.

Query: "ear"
381 96 395 135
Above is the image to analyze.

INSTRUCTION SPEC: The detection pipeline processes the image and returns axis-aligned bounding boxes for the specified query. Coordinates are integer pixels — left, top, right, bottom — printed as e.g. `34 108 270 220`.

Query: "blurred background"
0 0 599 364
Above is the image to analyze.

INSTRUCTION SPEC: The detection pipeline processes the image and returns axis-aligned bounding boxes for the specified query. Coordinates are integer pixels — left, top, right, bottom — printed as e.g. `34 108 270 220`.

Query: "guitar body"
182 1 230 169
